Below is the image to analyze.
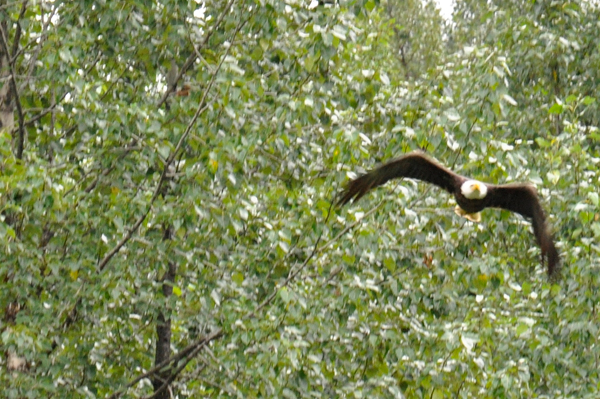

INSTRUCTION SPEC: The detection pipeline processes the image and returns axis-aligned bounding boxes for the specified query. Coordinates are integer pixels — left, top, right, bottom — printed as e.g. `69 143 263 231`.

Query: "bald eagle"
337 151 560 278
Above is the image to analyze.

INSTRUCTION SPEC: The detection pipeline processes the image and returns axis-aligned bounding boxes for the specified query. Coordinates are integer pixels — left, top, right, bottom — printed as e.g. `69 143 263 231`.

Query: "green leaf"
535 137 551 148
232 272 244 285
279 287 290 304
383 257 396 271
172 286 182 297
431 389 444 399
588 192 599 207
516 322 529 336
548 103 563 115
592 223 600 238
565 95 577 104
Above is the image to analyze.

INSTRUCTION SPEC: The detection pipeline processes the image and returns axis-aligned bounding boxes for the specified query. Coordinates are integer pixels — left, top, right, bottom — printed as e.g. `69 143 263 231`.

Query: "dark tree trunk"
0 18 15 149
152 260 177 399
152 224 177 399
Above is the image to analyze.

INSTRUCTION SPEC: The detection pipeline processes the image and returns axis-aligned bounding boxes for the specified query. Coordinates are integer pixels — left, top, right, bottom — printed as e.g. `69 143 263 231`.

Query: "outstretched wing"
487 184 560 278
337 152 465 206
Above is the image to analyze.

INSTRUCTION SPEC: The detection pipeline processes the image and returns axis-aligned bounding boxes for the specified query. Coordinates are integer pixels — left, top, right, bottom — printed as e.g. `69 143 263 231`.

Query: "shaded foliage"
1 0 600 397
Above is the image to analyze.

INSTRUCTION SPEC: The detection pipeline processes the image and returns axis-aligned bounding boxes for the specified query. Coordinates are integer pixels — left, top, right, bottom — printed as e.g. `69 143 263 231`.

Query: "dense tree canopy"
1 0 600 397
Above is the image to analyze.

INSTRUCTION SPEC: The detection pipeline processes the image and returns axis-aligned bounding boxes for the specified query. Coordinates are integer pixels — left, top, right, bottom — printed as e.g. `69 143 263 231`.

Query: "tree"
2 0 600 397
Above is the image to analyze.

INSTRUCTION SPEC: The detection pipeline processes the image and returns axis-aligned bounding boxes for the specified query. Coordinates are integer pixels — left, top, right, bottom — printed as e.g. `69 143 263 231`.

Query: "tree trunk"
152 226 177 399
0 18 15 148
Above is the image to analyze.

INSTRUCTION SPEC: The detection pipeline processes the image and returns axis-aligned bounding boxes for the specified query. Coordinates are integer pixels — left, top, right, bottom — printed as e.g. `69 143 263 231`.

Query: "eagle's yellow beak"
472 183 480 191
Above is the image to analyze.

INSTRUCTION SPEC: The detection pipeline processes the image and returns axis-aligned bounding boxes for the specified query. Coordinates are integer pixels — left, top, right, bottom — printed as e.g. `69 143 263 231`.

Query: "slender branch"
96 178 156 272
97 2 250 273
22 92 68 127
10 1 27 59
318 200 384 252
243 173 430 321
145 342 206 399
245 199 335 320
97 59 134 102
23 1 55 81
106 328 224 399
451 94 487 169
20 52 100 131
166 13 250 167
156 0 237 108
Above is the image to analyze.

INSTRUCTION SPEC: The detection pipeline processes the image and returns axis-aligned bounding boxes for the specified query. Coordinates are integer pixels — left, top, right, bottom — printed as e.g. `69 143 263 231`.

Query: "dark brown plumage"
338 151 560 278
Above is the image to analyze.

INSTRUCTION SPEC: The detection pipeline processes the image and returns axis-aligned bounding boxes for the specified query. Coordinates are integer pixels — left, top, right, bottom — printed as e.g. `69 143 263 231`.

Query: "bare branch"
107 328 224 399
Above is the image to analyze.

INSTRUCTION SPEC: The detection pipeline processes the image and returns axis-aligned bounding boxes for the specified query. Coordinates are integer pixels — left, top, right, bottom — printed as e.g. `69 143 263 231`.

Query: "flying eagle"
337 151 560 278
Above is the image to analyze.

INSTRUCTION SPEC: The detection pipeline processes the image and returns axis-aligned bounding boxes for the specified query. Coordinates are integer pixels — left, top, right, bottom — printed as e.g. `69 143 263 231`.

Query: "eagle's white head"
460 180 488 200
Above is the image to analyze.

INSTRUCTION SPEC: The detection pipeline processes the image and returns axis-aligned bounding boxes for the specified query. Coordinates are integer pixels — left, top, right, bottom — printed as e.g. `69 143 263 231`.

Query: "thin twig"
23 1 55 81
107 329 224 399
10 1 27 59
97 14 247 272
21 53 100 130
318 200 385 252
245 199 335 319
156 0 237 108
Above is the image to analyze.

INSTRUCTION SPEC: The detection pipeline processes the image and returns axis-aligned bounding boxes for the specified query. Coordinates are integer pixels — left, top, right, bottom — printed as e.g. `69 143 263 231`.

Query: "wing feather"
487 184 560 278
337 152 464 206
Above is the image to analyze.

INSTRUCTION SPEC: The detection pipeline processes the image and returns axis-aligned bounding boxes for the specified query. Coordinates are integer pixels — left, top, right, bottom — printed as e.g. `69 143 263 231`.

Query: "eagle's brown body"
338 151 560 278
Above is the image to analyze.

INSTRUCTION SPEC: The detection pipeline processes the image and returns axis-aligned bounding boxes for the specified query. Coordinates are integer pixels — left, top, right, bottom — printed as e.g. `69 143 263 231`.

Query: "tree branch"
97 12 247 273
10 1 27 59
156 0 237 108
106 328 224 399
245 199 335 319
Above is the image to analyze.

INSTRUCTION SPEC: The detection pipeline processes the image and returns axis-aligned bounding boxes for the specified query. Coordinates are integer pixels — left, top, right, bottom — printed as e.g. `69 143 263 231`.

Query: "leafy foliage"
1 0 600 397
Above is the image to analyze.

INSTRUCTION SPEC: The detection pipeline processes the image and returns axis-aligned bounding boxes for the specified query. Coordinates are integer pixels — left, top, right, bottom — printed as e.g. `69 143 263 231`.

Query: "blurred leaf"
548 103 563 115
